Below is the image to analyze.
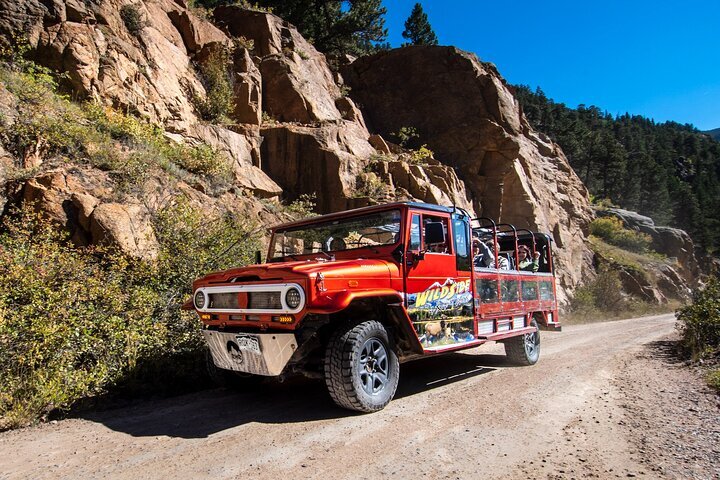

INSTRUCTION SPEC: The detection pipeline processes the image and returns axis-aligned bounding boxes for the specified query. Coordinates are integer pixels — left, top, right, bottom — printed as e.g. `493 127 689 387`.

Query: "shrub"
353 172 389 200
569 267 626 317
166 143 232 179
391 126 420 148
409 145 434 165
0 66 96 167
193 47 234 122
286 193 316 218
676 276 720 360
590 216 652 253
0 201 261 429
0 210 160 429
233 36 255 52
707 369 720 391
120 5 146 36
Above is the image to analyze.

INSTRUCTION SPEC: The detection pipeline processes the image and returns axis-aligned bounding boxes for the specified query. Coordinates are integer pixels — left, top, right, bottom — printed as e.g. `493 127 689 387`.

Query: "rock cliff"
0 1 605 302
342 47 594 296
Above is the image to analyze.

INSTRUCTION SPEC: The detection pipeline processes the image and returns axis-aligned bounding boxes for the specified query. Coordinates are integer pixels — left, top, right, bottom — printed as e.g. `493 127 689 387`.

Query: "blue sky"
381 0 720 130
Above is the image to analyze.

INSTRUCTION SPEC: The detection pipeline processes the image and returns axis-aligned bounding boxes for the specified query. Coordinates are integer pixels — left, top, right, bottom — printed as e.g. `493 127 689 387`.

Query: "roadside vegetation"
676 276 720 391
589 216 653 254
0 42 233 193
0 45 260 430
0 202 261 430
565 222 678 324
565 267 674 324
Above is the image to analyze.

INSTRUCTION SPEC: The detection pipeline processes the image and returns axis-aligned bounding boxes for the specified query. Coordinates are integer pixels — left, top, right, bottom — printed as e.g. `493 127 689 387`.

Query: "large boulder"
19 168 111 245
597 207 700 285
260 122 376 212
231 47 262 125
213 7 343 124
342 47 594 297
89 202 158 261
371 159 473 211
166 8 229 55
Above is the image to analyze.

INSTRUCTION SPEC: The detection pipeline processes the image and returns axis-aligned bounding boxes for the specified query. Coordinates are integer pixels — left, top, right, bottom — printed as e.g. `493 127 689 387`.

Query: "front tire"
504 319 541 365
324 320 400 412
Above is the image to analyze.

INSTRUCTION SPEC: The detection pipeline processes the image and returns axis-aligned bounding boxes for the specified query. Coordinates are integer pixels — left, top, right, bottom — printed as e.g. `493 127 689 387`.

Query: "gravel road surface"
1 313 718 479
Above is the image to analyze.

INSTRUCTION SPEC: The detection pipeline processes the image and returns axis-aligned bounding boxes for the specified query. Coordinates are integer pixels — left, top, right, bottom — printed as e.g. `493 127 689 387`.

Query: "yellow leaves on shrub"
589 216 652 253
0 202 261 429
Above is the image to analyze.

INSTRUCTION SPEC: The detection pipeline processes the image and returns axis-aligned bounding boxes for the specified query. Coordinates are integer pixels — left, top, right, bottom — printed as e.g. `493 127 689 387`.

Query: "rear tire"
504 319 540 365
324 320 400 412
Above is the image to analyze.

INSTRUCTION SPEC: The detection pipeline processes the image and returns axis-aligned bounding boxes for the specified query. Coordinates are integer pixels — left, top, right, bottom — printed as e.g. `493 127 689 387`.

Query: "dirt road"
1 313 718 479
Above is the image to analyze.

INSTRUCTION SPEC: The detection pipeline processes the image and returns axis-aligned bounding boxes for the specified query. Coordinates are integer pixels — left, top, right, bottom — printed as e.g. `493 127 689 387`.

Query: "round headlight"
194 290 206 309
285 288 301 309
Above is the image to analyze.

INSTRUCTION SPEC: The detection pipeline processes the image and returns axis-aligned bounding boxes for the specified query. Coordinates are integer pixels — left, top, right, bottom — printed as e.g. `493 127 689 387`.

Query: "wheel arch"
325 296 423 357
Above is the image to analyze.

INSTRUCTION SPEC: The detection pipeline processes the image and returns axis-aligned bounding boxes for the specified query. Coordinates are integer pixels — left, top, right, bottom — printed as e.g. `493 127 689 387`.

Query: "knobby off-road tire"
324 320 400 412
504 319 541 366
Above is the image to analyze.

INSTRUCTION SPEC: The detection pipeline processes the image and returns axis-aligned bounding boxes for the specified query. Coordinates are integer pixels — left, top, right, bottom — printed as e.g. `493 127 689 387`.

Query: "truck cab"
191 202 559 412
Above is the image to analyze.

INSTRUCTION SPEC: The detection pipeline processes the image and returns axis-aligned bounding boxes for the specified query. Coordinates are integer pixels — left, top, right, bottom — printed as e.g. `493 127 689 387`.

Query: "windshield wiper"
315 250 334 260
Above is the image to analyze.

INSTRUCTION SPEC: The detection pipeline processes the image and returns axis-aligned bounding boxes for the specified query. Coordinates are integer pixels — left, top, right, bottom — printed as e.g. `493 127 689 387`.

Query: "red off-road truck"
190 202 560 412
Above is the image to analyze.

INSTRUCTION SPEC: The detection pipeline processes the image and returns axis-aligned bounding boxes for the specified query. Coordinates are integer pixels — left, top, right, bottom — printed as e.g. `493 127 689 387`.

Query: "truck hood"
194 258 397 286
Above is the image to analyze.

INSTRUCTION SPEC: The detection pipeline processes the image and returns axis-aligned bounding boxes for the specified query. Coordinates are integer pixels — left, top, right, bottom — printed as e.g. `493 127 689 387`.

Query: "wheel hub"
359 338 389 396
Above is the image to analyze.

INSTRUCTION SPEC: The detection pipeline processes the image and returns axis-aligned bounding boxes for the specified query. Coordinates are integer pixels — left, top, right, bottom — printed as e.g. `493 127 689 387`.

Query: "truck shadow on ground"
84 352 510 439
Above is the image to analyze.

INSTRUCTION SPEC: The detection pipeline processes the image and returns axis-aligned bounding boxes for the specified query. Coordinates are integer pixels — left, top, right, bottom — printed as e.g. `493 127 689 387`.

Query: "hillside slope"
0 0 594 299
514 85 720 252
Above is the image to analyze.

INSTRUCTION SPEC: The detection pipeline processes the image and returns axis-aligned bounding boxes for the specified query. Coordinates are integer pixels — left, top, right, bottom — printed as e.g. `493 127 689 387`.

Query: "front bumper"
203 331 297 376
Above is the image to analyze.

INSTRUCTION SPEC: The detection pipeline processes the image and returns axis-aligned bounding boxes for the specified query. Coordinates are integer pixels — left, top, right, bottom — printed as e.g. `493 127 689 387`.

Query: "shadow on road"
82 352 508 439
642 339 684 365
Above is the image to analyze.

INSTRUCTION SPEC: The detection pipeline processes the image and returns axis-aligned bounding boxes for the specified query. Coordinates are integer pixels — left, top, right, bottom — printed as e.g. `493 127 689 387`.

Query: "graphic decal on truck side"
407 278 475 347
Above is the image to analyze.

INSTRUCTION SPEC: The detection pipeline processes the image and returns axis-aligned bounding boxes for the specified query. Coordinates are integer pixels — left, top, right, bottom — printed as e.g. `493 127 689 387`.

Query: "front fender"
308 288 403 314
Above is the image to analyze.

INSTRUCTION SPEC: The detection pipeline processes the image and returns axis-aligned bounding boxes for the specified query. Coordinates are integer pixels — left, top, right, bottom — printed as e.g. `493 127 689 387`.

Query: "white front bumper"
203 331 297 376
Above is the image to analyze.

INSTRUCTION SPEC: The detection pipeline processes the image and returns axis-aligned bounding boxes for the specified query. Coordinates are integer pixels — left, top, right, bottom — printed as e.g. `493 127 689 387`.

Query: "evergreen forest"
514 85 720 252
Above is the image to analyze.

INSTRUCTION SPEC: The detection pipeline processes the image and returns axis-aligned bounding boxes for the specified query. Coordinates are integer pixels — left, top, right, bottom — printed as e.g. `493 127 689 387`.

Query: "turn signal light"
272 315 294 324
200 314 211 321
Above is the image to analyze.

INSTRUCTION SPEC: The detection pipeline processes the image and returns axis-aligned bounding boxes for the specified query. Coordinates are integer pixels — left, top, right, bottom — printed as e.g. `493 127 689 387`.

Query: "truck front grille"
196 283 304 314
209 292 239 309
248 292 282 309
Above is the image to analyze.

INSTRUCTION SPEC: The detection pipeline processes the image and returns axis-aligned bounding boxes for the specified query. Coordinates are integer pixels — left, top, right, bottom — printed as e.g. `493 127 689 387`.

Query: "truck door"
405 211 475 350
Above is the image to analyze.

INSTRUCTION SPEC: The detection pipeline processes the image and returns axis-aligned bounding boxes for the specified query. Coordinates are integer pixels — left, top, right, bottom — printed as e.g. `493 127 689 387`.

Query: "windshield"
269 209 402 260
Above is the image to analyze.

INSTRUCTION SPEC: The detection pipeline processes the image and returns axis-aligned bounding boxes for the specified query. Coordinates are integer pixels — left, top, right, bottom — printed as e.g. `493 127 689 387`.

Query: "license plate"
235 334 261 354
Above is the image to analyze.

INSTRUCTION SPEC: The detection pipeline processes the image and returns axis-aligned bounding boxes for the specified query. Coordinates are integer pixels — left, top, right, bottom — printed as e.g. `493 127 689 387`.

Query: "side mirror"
424 222 446 246
407 250 425 266
254 250 262 264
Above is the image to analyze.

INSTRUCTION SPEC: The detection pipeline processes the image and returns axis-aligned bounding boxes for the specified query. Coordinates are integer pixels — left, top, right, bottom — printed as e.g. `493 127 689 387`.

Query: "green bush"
0 202 261 429
707 369 720 392
193 47 234 122
168 143 232 179
120 5 146 36
353 172 389 200
569 267 626 316
0 62 230 187
409 145 434 165
286 193 316 218
676 277 720 360
0 210 160 429
391 126 420 148
590 216 652 253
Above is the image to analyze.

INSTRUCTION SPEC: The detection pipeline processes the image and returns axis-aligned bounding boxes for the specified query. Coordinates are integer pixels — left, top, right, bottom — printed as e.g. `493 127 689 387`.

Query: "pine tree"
401 3 438 46
513 83 720 251
200 0 388 57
